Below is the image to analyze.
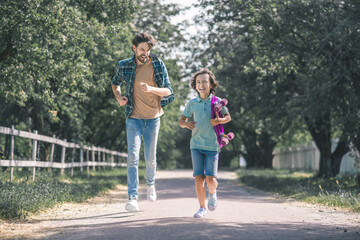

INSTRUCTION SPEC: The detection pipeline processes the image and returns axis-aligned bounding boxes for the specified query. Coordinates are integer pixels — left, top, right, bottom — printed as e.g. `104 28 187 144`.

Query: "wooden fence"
0 125 127 182
273 141 360 174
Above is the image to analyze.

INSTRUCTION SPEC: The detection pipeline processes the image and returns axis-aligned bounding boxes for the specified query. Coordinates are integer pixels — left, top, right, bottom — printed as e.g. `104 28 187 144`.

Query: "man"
111 32 175 212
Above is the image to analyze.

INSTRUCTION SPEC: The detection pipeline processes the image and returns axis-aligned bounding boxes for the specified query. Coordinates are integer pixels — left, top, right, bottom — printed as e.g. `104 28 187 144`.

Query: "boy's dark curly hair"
190 68 218 95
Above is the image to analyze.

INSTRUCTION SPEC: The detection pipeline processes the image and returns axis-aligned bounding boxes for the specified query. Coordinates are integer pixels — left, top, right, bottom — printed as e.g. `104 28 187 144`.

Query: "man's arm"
140 82 171 97
112 85 128 106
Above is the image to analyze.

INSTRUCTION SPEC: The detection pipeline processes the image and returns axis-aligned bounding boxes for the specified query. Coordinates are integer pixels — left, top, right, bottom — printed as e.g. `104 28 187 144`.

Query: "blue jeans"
126 117 160 199
191 149 219 177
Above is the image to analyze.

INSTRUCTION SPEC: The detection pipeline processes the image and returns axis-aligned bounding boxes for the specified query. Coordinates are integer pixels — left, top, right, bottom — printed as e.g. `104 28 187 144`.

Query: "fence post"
111 154 114 168
103 151 106 169
10 125 15 182
32 130 38 181
80 147 83 174
98 151 102 170
92 146 95 172
60 139 66 176
71 148 75 177
86 148 90 178
49 135 55 173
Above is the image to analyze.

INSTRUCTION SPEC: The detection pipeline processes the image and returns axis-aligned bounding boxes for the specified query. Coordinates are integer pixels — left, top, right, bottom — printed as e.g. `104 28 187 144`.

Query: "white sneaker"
147 185 157 201
194 208 207 218
125 198 139 212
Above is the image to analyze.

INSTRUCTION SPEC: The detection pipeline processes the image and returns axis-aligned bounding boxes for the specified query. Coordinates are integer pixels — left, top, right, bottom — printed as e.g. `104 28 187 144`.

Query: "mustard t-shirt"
130 59 164 119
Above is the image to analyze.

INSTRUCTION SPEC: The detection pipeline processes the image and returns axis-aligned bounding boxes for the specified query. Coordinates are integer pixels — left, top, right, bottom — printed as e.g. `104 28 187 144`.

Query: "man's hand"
119 96 128 106
112 85 128 107
140 82 153 93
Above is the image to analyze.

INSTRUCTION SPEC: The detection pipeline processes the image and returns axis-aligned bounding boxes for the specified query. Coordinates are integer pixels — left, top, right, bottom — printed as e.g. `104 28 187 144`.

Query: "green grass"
0 167 145 220
236 168 360 212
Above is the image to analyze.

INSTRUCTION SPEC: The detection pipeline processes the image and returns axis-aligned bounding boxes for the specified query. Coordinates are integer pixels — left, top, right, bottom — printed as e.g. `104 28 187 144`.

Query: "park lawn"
236 168 360 212
0 167 146 220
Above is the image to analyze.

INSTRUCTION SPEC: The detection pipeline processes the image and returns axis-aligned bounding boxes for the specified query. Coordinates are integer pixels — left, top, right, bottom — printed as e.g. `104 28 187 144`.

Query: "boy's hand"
211 112 221 126
186 121 196 130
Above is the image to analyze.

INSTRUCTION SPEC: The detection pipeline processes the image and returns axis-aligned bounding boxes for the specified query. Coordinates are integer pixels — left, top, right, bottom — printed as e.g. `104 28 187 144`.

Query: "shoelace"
209 195 217 205
197 208 206 215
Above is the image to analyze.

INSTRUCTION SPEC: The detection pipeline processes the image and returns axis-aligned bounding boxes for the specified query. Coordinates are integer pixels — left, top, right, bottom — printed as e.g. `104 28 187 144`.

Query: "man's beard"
136 54 148 63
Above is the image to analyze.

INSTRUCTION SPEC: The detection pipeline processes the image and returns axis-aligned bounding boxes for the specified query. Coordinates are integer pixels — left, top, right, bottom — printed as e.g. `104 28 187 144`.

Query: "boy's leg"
204 150 219 189
206 176 218 195
204 150 219 211
126 118 143 199
195 175 206 208
191 149 206 208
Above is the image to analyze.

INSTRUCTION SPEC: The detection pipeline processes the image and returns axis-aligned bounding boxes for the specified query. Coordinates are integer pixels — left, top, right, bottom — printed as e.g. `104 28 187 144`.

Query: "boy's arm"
210 112 231 127
179 116 196 130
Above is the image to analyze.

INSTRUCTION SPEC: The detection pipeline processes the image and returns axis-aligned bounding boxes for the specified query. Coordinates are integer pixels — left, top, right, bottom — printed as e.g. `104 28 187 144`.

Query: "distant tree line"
189 0 360 177
1 0 359 177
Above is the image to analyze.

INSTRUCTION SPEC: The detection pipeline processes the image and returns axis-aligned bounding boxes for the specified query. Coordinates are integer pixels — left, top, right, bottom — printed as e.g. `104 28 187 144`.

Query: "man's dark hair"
132 32 156 49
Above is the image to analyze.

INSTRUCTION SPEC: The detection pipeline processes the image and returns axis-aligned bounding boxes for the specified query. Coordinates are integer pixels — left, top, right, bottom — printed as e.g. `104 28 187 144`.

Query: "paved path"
1 170 359 239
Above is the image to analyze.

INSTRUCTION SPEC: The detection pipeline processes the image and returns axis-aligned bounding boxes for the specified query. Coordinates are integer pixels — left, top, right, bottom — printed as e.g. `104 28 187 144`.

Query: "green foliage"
0 0 188 170
0 0 136 142
130 0 189 169
237 168 360 212
0 167 145 220
193 0 360 173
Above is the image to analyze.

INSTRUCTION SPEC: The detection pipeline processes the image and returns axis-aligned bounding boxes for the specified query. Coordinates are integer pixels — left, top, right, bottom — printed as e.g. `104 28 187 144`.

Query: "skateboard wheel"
214 103 222 112
221 137 229 146
227 132 234 140
220 98 228 106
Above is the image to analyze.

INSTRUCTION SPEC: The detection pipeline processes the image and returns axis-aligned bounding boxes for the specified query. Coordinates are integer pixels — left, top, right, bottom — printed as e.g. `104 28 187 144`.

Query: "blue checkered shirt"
111 53 175 118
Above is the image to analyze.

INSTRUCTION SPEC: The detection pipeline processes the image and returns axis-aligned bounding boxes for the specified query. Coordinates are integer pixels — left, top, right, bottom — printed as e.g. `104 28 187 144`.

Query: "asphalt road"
3 170 359 240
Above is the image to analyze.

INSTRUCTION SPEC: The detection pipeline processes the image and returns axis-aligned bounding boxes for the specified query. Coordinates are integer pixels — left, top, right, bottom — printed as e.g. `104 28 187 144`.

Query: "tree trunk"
258 132 276 168
305 112 351 177
242 129 276 168
305 113 332 177
331 134 350 176
31 99 44 134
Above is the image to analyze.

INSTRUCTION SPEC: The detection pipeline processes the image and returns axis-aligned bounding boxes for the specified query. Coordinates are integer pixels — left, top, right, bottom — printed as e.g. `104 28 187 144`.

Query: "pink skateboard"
211 96 234 148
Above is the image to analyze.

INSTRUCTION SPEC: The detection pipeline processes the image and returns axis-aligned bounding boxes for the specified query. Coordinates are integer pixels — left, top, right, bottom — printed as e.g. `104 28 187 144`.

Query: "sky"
161 0 201 37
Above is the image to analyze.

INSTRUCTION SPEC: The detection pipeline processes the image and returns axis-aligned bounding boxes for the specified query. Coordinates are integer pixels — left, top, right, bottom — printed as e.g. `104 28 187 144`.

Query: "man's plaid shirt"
111 53 175 118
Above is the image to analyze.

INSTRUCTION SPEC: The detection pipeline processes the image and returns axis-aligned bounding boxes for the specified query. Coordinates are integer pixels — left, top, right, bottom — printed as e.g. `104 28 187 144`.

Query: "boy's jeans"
126 117 160 199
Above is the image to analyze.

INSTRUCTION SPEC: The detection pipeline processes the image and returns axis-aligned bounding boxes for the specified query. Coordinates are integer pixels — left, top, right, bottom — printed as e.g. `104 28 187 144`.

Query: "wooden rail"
0 126 127 181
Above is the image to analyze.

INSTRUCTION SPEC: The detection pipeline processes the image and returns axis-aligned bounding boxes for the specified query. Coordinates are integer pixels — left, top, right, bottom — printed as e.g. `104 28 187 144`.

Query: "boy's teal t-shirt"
182 94 229 152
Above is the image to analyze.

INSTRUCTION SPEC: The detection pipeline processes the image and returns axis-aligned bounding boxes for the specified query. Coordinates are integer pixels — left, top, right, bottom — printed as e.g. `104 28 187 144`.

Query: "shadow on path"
46 216 358 240
156 176 282 204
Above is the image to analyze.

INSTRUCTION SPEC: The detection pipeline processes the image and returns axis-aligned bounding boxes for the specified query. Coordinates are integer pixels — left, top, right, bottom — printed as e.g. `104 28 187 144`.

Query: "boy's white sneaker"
194 207 207 218
208 192 217 211
125 197 139 212
147 185 157 201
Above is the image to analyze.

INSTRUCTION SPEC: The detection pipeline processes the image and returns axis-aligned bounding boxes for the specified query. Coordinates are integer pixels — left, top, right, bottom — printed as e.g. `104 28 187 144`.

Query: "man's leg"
143 118 160 201
126 118 143 199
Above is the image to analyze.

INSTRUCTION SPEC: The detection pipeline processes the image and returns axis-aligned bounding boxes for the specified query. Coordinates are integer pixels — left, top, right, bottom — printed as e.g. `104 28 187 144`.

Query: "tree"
194 0 360 176
132 0 189 169
191 0 294 168
0 0 136 161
